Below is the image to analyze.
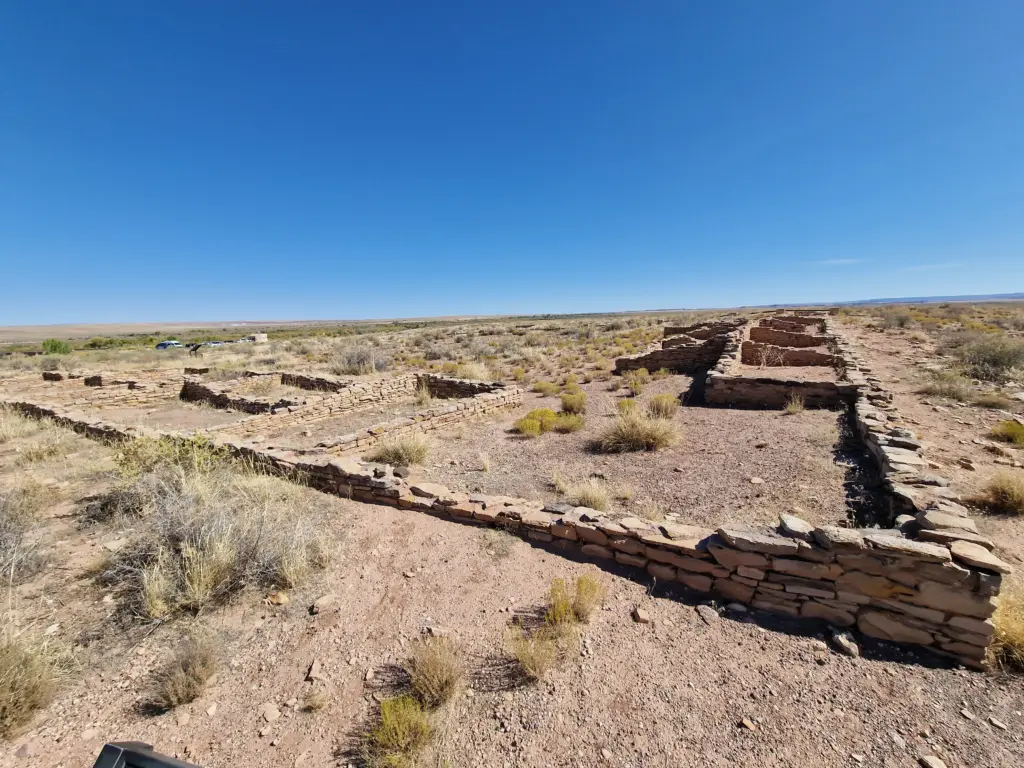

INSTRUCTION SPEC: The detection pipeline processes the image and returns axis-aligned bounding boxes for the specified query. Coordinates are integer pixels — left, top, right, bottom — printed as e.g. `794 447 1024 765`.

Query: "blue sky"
1 2 1022 325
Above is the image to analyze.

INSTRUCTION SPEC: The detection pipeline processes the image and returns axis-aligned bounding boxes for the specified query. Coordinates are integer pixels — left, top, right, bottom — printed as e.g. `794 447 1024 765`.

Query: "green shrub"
366 696 433 766
41 339 71 355
599 414 678 452
513 408 559 437
406 637 464 707
552 414 584 433
560 392 587 415
991 420 1024 447
532 381 560 397
944 333 1024 381
646 394 679 419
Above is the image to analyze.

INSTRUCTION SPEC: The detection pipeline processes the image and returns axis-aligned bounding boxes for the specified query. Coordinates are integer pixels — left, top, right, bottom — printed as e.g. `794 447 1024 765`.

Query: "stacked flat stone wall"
739 341 839 367
180 376 305 414
749 326 831 348
280 372 354 392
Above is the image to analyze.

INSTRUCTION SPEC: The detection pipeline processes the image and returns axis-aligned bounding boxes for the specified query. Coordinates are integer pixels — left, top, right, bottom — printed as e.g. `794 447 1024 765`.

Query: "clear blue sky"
2 2 1022 325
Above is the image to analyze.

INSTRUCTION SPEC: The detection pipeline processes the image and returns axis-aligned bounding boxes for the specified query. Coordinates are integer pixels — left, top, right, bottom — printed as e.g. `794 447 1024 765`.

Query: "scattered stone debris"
830 629 860 658
632 606 650 624
309 593 336 615
696 604 718 626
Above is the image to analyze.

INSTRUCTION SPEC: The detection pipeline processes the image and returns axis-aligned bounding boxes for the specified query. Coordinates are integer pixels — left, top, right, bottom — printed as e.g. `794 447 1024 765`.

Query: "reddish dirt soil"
266 396 426 449
425 376 868 530
732 363 841 381
100 401 251 430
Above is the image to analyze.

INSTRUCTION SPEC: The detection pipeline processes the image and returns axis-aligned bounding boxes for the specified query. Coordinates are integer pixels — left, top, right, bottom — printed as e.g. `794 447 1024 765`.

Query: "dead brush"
0 479 49 583
405 636 464 707
971 473 1024 516
0 405 40 444
364 433 431 466
0 629 67 738
149 632 219 710
990 577 1024 673
103 467 332 619
599 414 678 452
784 393 806 414
505 626 560 681
546 574 606 627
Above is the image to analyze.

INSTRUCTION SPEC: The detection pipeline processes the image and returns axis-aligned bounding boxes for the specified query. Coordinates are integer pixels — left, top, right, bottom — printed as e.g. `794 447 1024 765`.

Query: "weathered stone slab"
858 611 934 645
410 482 450 499
916 510 978 534
713 578 755 603
813 527 865 551
801 601 855 627
835 571 905 599
907 581 999 619
708 545 769 570
771 557 842 581
947 615 994 637
647 563 677 582
677 572 712 593
862 532 951 563
779 513 814 541
949 541 1012 575
575 524 609 546
718 527 799 556
580 543 614 560
916 528 994 551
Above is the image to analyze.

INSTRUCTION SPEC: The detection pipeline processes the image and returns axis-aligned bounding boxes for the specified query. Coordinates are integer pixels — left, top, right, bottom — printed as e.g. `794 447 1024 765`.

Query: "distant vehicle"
203 341 224 347
155 340 182 350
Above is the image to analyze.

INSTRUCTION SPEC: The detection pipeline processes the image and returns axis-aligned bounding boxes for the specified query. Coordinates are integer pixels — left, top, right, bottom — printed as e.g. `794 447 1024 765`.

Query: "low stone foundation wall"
749 326 831 348
705 374 858 409
764 315 827 332
180 377 305 414
280 372 354 392
740 341 839 367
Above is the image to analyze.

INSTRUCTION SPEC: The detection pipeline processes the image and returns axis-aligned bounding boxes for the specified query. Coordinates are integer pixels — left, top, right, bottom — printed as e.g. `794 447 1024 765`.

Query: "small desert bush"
990 420 1024 447
365 695 432 767
41 338 71 355
949 334 1024 381
414 379 432 406
0 481 48 583
104 468 331 618
991 578 1024 673
330 345 391 376
652 367 672 380
505 627 559 681
16 425 66 464
546 574 606 626
455 361 491 381
513 408 559 437
405 636 464 707
971 473 1024 516
617 398 638 415
646 393 679 419
552 413 585 433
0 406 40 444
599 414 678 452
115 436 229 479
149 633 218 710
918 371 973 402
623 368 650 395
532 381 560 397
365 434 431 466
559 478 610 511
608 378 622 392
479 451 491 472
560 392 587 415
302 688 329 712
241 376 276 397
784 393 806 415
634 499 665 522
973 392 1015 410
0 631 63 737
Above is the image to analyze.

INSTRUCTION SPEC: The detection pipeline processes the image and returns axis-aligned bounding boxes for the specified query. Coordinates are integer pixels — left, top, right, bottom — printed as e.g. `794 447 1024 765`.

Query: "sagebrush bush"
949 334 1024 381
552 414 585 433
365 433 431 465
599 414 678 452
918 371 973 402
561 478 610 511
560 392 586 415
990 420 1024 447
455 361 491 381
0 406 40 444
41 338 71 355
532 381 560 397
971 473 1024 516
513 408 559 437
646 393 679 419
617 398 637 415
103 468 331 618
330 345 391 376
406 636 464 707
365 696 433 766
150 633 218 710
623 368 650 395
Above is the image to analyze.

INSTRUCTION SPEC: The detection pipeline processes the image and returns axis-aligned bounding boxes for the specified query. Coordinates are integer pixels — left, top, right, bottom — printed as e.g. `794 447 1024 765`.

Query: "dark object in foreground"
92 742 200 768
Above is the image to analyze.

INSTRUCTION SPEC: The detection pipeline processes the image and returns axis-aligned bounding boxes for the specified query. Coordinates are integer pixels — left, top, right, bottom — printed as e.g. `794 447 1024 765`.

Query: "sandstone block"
779 513 814 541
410 482 450 499
917 528 995 550
813 526 865 551
863 532 952 563
610 537 646 556
708 545 769 570
835 571 904 599
677 572 713 593
908 581 999 619
580 544 614 560
858 611 934 645
801 601 855 627
737 566 766 580
947 615 994 637
916 510 978 534
771 557 842 581
718 527 799 556
713 578 755 603
614 551 648 568
938 641 986 661
870 598 944 624
647 563 677 582
575 525 609 546
949 541 1012 574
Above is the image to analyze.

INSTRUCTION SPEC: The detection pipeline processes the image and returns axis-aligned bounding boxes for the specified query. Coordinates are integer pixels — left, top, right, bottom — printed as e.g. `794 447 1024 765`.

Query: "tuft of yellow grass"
990 420 1024 447
365 695 433 766
0 630 63 737
505 627 559 681
646 393 679 419
560 392 586 414
784 393 806 415
149 632 218 711
405 636 464 707
971 473 1024 516
599 414 678 452
991 578 1024 673
365 433 431 466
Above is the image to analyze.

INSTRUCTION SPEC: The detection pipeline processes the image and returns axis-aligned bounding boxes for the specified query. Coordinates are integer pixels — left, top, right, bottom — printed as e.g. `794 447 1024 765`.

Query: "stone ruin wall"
613 321 745 375
739 341 840 367
0 320 1010 671
748 325 831 348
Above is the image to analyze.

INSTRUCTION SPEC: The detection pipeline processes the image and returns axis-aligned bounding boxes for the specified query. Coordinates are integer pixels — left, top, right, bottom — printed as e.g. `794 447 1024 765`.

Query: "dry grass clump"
646 393 679 419
532 381 560 397
973 392 1015 410
623 368 650 395
784 393 806 415
149 633 218 710
990 420 1024 447
455 361 491 381
0 630 64 737
553 474 610 511
0 480 49 583
945 333 1024 382
114 436 229 479
330 344 391 376
971 473 1024 516
552 413 584 433
16 423 67 464
599 414 678 452
505 627 559 681
405 636 464 707
990 578 1024 673
616 398 637 415
104 468 331 618
365 433 431 466
0 406 41 444
560 392 587 414
513 408 559 437
918 371 973 402
364 695 433 767
240 375 276 397
546 574 605 624
414 379 433 405
302 688 330 712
